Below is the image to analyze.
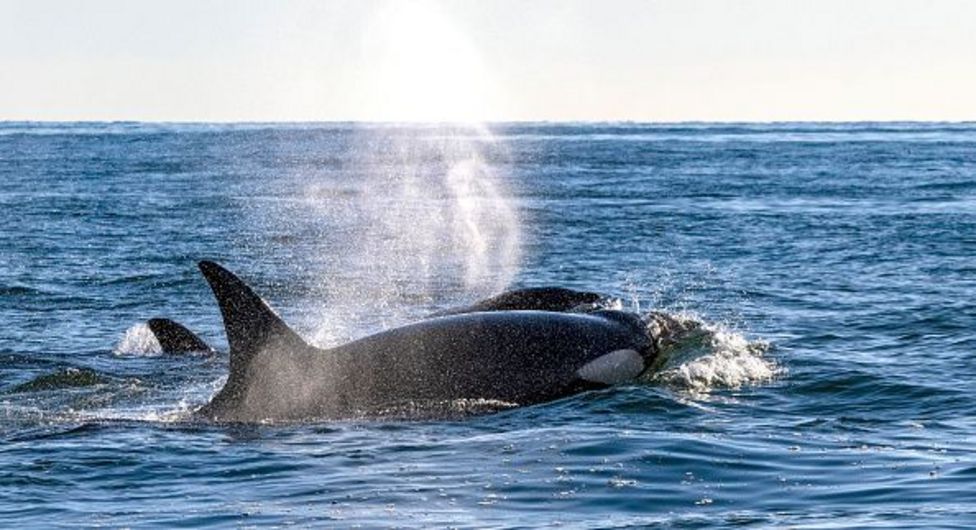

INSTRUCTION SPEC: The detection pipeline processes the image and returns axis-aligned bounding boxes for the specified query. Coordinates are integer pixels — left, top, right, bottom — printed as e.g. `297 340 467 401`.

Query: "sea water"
1 122 974 527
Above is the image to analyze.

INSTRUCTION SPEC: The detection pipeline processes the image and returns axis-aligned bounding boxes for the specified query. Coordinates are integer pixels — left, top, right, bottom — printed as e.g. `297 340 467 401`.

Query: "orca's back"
327 310 653 407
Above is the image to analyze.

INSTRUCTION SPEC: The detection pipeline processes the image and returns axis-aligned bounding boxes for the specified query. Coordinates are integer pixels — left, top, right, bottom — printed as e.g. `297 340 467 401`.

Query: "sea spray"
308 126 521 345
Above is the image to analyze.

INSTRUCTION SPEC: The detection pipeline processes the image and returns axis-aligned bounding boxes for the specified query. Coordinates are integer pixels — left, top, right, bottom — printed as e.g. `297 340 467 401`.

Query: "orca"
180 261 657 422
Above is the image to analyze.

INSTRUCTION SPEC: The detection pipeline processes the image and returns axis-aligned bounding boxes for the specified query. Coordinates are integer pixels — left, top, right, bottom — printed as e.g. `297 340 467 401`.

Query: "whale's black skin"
428 287 605 317
147 318 214 354
191 260 657 422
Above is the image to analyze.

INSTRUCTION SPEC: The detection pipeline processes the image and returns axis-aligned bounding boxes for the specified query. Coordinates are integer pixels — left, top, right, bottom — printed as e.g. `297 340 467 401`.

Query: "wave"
1 369 217 428
0 285 48 297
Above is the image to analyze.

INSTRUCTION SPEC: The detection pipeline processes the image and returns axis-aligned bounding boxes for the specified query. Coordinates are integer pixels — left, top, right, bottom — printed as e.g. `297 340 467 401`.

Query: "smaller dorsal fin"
147 318 213 353
430 287 604 317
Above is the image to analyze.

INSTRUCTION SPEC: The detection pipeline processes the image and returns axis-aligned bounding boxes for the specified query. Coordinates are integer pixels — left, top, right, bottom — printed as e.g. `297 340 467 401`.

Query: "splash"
349 398 520 421
113 323 163 356
643 311 779 393
2 369 221 425
2 401 201 425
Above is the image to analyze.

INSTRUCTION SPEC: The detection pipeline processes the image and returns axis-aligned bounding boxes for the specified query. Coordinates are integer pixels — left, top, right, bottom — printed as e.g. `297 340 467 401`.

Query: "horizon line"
3 119 976 126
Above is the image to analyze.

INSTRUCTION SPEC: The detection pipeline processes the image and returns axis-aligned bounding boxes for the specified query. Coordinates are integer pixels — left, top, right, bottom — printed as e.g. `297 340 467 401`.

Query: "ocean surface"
1 122 975 528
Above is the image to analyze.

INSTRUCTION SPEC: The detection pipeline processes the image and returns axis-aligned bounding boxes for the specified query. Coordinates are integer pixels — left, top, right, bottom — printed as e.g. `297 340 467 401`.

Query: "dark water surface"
1 122 975 527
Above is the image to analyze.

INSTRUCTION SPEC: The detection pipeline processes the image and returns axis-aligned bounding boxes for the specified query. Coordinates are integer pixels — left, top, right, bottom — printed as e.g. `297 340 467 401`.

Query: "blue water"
2 122 975 527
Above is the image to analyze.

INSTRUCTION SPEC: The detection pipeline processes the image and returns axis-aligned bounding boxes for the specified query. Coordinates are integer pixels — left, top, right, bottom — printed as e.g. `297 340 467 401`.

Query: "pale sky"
1 0 974 122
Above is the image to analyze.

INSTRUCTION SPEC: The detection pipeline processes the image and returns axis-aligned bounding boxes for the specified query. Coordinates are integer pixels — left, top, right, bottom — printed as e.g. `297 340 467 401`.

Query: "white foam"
113 322 163 356
644 312 779 393
364 398 519 420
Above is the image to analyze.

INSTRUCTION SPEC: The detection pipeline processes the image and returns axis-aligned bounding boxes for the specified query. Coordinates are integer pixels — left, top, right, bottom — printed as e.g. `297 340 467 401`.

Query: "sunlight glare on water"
359 1 506 123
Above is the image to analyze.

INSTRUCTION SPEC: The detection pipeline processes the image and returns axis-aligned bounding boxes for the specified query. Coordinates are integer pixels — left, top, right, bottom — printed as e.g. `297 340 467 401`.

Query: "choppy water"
1 122 975 527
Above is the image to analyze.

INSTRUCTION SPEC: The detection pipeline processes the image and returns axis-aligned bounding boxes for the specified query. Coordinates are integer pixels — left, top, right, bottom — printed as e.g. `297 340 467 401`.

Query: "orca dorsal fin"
430 287 604 317
147 318 213 353
197 260 309 372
